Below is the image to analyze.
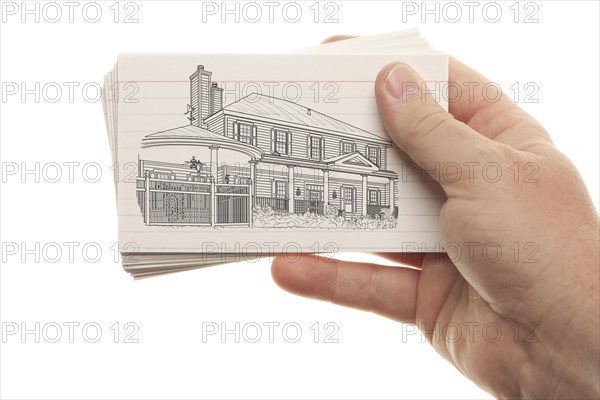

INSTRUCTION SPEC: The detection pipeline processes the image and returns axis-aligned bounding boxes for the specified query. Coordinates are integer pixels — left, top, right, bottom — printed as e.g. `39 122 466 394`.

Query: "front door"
307 189 321 214
342 187 355 213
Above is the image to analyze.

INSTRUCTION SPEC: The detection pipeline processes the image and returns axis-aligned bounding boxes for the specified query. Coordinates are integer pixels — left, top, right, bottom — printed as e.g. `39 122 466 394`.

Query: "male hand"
272 36 600 399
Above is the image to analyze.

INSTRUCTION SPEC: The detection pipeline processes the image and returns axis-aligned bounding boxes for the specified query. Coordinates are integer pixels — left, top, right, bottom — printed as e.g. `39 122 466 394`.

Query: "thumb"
375 62 497 188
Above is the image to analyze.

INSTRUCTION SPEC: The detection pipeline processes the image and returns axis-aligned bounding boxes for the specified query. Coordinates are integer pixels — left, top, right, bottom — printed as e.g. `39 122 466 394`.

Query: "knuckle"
366 266 383 312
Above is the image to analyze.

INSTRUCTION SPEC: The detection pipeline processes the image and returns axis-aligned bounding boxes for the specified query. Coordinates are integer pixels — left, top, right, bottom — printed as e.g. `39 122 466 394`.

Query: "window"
309 135 323 159
340 141 355 155
368 189 380 205
272 129 290 155
236 122 255 145
238 122 253 144
274 181 287 199
366 145 380 166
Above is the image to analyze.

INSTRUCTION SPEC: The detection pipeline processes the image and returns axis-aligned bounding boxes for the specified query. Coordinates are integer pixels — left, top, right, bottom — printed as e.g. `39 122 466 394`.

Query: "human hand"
271 38 600 399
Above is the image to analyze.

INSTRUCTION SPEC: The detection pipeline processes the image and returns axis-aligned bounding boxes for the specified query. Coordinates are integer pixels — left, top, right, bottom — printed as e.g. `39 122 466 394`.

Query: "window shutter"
271 180 275 197
287 132 292 155
252 125 257 146
232 121 238 140
270 129 275 153
306 135 310 159
320 137 325 160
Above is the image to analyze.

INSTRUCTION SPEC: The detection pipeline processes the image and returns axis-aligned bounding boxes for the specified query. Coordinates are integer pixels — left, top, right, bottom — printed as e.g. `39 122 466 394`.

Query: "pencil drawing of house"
136 65 398 229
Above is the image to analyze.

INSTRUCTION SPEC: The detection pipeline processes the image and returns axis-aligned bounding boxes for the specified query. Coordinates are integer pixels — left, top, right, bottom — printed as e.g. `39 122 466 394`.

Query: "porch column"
323 169 329 205
209 145 219 181
389 177 395 211
361 174 368 216
249 161 256 206
210 177 216 226
288 165 294 213
144 171 151 225
139 159 144 180
249 160 257 226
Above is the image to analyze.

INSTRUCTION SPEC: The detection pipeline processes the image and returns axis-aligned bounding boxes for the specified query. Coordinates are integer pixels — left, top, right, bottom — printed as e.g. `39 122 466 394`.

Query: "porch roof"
259 154 398 179
142 125 264 160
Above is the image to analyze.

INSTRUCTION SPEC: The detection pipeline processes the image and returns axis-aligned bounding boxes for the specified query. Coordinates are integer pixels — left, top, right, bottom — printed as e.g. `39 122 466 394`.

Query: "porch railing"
256 197 289 213
294 199 324 215
367 204 390 217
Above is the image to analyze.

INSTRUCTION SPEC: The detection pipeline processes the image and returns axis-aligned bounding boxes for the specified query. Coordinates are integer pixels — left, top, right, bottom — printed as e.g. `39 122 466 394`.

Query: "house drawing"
136 65 399 229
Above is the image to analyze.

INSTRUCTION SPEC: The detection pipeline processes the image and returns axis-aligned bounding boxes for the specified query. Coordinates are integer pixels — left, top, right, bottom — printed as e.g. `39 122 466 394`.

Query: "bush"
252 205 397 230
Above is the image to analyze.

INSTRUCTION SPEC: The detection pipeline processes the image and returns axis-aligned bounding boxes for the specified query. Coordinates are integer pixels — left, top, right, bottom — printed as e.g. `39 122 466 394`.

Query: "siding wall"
206 113 225 135
252 166 394 211
201 113 396 212
223 113 388 169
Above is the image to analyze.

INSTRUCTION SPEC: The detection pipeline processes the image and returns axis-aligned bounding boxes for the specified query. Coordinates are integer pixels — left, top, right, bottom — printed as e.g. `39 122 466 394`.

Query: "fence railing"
216 195 249 224
136 176 251 226
148 178 211 193
216 184 249 195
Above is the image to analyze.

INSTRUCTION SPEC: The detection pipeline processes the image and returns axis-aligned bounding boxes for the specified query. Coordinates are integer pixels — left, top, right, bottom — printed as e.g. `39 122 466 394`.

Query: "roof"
144 125 227 140
214 94 390 145
142 125 264 159
259 152 397 178
324 151 380 172
323 151 377 167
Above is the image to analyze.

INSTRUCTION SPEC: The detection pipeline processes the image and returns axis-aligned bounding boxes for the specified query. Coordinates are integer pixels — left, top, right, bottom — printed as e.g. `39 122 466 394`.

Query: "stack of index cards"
101 30 448 278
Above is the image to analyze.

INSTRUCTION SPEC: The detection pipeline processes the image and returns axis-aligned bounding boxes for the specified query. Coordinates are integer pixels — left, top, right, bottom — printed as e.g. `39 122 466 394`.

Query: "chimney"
189 65 212 127
210 82 223 115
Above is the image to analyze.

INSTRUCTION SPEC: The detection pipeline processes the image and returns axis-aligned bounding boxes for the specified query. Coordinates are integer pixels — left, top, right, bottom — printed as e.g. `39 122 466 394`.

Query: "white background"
1 1 598 399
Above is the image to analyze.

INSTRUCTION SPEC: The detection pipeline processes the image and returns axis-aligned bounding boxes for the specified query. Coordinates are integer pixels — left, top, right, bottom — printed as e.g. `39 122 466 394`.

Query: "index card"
115 53 447 255
102 30 450 277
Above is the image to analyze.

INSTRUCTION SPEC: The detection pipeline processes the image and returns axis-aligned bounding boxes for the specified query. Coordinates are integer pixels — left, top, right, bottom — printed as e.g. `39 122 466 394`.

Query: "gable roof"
211 93 390 145
323 151 380 172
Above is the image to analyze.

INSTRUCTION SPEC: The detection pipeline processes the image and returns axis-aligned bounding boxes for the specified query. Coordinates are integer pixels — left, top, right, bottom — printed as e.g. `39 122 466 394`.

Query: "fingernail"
384 64 421 101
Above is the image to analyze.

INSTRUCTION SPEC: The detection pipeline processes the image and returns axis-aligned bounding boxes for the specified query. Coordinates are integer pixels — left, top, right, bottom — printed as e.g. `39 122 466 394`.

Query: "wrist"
520 292 599 398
